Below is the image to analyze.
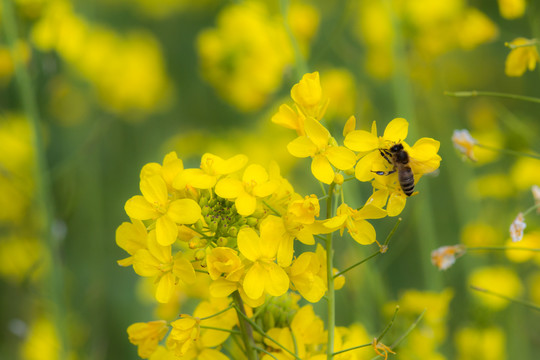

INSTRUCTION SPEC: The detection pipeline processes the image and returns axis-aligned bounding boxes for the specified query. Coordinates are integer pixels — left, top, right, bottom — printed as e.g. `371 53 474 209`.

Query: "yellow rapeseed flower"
468 266 523 310
288 252 326 302
127 320 168 359
455 326 506 360
166 315 200 357
498 0 526 19
505 38 539 77
116 218 148 267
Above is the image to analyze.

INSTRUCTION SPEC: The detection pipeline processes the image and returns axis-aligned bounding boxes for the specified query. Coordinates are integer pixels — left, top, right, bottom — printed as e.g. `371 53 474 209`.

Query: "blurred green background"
1 0 540 359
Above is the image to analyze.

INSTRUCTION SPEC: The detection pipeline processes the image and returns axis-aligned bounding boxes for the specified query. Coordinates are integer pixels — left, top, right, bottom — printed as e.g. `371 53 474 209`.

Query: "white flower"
509 212 526 242
452 129 477 162
431 244 466 270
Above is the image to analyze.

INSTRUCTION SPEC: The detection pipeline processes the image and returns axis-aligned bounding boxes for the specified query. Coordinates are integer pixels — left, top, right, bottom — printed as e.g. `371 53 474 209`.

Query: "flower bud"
217 237 228 246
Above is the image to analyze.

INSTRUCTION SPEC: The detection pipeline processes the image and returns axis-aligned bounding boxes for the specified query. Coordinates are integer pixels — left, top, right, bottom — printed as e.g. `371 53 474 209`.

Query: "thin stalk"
522 203 540 216
375 306 399 342
262 200 282 216
444 90 540 104
254 346 279 360
326 183 336 359
467 246 540 252
1 1 67 358
200 325 241 335
334 218 401 278
389 309 426 349
279 0 308 78
470 286 540 312
234 304 302 360
232 292 257 360
475 143 540 161
199 305 235 321
505 39 538 49
332 343 372 356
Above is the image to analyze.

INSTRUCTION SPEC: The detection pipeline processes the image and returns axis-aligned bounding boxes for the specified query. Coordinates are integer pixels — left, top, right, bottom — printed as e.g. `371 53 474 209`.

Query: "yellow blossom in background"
461 222 502 247
511 157 540 190
31 0 172 118
457 8 499 50
127 320 168 359
498 0 526 19
166 315 200 357
0 236 46 284
505 38 539 77
529 272 540 305
20 317 61 360
455 326 506 360
0 40 31 86
320 68 357 121
467 173 515 199
505 232 540 263
468 266 523 310
291 72 328 121
194 297 237 348
196 1 292 112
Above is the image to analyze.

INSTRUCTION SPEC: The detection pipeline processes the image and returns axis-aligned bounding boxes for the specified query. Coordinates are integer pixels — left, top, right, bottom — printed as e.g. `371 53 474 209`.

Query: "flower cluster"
116 71 442 359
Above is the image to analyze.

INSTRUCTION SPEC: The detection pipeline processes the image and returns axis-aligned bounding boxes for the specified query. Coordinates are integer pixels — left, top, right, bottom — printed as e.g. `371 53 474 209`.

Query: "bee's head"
389 143 404 153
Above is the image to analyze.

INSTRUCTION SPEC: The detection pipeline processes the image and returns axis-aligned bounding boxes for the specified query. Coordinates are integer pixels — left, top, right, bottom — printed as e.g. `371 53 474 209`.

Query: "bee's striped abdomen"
399 166 415 196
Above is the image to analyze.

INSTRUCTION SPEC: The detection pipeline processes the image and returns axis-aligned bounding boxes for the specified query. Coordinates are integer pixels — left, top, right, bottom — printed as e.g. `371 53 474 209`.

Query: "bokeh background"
1 0 540 359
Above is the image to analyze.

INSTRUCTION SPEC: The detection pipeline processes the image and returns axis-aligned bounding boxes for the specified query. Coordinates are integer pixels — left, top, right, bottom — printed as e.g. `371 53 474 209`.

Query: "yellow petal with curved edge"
326 146 357 170
199 349 230 360
235 192 256 216
311 155 334 184
215 154 249 175
125 195 159 220
344 130 378 152
356 204 387 220
253 181 277 197
387 192 406 216
162 152 183 187
167 199 201 224
215 177 243 199
173 254 196 284
322 214 347 229
291 72 321 107
349 220 376 245
156 215 178 246
265 263 289 296
209 279 238 298
147 230 172 263
141 175 168 206
410 137 440 161
243 263 266 299
133 249 160 277
156 272 175 303
287 136 317 158
383 118 408 143
116 219 147 255
272 104 300 130
304 117 330 150
277 234 294 267
174 168 215 190
367 189 389 208
242 164 268 184
237 227 261 261
343 115 356 137
140 162 161 179
354 151 379 182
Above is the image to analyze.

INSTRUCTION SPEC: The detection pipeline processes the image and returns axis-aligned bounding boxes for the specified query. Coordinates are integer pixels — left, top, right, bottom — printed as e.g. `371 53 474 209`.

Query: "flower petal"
156 215 179 246
243 263 266 299
387 192 406 216
173 254 196 284
156 272 175 303
311 155 334 184
125 195 159 220
354 152 379 182
287 136 317 158
242 164 268 184
209 279 238 298
167 199 202 224
304 117 330 150
383 118 408 143
265 263 289 296
235 192 256 216
215 178 243 199
215 154 249 175
326 146 357 170
349 220 376 245
344 130 378 152
237 227 261 261
141 175 168 206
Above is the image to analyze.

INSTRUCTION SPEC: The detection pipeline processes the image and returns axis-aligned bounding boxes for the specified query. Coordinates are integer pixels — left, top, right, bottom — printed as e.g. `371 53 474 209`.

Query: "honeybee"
374 143 415 196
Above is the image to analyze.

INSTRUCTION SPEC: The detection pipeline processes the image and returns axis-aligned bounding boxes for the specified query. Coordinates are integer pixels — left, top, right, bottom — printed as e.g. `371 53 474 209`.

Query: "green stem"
505 39 538 49
389 309 426 349
262 200 282 217
1 1 67 358
334 218 401 278
232 292 257 360
444 90 540 104
332 343 372 356
467 246 540 252
233 304 302 360
375 306 399 343
199 305 235 321
199 325 241 335
279 0 308 79
470 286 540 312
326 183 336 359
522 203 540 216
475 143 540 161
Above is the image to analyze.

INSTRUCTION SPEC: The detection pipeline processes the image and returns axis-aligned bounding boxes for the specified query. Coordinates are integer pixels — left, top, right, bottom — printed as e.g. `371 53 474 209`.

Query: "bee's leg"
372 169 396 176
379 149 393 165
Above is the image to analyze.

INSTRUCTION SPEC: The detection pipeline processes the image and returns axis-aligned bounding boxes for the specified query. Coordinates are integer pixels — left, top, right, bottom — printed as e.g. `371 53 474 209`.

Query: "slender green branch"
199 305 234 321
444 90 540 104
467 246 540 252
326 183 336 359
470 286 540 312
279 0 308 78
232 292 257 360
376 306 399 342
475 143 540 161
233 304 302 360
2 1 68 359
334 218 401 278
262 200 282 217
389 309 426 349
200 325 241 335
254 346 279 360
523 203 540 216
194 269 210 274
505 39 538 49
332 342 372 356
